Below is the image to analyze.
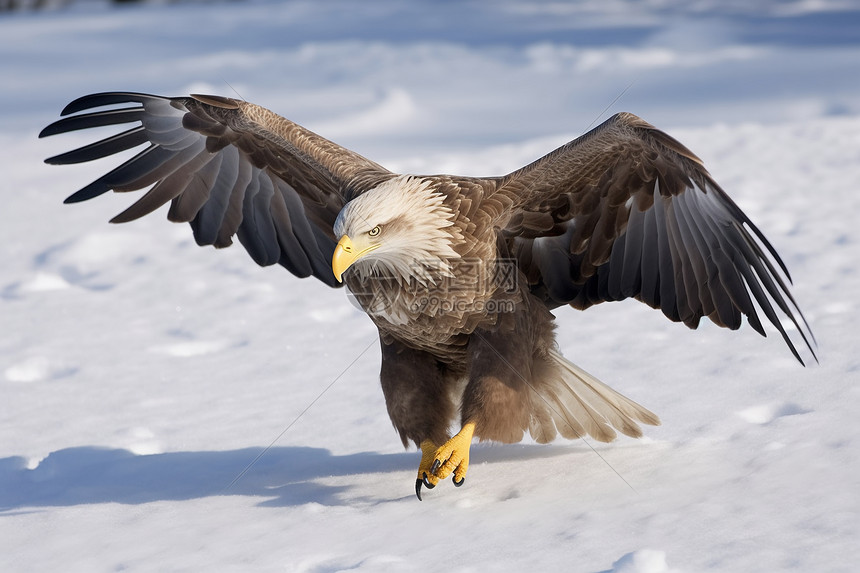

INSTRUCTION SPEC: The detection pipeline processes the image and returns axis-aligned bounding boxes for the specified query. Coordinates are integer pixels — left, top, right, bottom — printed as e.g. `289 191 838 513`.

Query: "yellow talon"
432 422 475 482
416 439 440 500
415 423 476 500
419 440 439 485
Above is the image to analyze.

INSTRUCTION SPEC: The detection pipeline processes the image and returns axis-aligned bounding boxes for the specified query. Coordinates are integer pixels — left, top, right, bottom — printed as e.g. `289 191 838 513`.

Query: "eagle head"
331 175 461 285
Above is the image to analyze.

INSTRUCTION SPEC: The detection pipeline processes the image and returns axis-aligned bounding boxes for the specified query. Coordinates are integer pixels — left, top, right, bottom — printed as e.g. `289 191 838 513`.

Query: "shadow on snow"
0 443 570 511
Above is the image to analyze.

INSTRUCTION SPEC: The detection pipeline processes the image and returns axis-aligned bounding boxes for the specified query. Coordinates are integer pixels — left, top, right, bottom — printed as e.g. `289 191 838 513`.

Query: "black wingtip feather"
59 92 161 116
39 108 146 139
44 126 148 165
64 181 112 204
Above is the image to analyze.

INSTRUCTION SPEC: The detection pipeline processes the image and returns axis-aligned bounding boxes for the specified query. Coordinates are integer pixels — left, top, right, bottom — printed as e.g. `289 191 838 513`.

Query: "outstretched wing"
40 92 395 286
496 112 816 364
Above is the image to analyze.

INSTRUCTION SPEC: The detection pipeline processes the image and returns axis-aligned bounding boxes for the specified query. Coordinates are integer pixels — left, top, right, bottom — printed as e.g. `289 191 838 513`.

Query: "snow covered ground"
2 1 859 571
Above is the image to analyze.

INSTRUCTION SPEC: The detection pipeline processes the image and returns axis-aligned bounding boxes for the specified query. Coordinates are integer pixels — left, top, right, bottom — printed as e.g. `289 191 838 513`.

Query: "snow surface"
2 1 859 571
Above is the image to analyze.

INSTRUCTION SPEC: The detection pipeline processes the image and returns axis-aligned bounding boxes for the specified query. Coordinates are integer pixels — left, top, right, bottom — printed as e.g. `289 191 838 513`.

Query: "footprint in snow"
148 339 233 358
5 356 77 383
1 272 72 299
599 549 679 573
736 402 811 425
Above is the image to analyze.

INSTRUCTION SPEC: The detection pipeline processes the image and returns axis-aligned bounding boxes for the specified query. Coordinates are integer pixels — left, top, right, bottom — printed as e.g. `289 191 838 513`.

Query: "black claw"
421 472 436 489
431 459 441 475
415 478 423 501
453 476 465 487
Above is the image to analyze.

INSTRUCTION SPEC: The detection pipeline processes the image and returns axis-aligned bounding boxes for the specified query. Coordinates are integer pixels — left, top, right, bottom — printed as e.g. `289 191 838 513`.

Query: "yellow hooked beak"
332 235 379 282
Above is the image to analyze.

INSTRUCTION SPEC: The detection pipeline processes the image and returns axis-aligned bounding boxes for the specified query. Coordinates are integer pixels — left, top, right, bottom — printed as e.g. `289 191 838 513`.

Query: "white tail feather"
530 350 661 444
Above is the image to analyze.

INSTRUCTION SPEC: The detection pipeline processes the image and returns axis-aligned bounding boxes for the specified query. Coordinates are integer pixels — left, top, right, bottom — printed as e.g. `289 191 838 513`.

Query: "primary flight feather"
40 92 816 499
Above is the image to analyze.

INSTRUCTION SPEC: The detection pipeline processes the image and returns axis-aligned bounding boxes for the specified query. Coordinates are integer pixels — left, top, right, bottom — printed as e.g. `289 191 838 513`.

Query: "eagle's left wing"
493 112 816 364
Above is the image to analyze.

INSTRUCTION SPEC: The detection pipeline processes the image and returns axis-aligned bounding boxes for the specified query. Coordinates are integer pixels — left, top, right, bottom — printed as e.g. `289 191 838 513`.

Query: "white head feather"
333 175 461 285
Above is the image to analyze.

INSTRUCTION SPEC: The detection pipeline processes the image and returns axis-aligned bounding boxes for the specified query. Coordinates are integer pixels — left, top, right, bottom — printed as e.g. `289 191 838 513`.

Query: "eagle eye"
368 225 381 237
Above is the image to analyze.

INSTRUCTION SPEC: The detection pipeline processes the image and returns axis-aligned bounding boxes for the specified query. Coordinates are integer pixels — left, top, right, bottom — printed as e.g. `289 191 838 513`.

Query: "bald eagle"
40 93 815 500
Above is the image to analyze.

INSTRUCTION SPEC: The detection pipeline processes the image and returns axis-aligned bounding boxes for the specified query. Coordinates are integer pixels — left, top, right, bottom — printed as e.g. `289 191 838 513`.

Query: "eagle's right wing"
40 92 395 286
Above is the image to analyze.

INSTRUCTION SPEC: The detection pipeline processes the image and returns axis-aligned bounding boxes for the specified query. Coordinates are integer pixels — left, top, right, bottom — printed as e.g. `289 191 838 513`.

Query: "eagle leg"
415 422 476 500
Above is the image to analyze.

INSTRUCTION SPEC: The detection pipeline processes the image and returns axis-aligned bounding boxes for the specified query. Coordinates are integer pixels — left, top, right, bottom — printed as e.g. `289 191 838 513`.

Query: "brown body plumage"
40 93 816 499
